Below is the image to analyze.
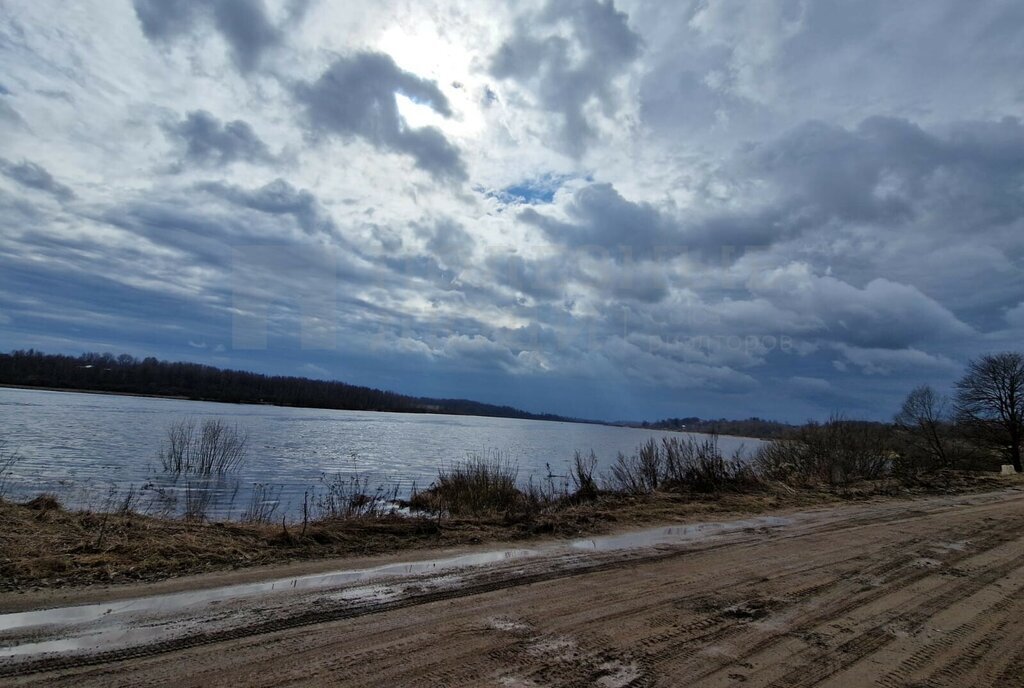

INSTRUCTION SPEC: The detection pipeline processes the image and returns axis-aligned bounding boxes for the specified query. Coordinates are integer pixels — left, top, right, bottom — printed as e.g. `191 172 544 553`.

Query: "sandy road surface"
3 489 1024 687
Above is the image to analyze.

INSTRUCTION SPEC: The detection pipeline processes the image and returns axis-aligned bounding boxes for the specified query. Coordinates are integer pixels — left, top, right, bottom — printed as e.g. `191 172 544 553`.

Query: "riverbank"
4 488 1024 685
2 471 1017 595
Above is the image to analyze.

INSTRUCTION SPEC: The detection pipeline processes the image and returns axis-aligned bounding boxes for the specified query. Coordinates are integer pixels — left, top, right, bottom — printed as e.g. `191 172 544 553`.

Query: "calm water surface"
0 387 761 519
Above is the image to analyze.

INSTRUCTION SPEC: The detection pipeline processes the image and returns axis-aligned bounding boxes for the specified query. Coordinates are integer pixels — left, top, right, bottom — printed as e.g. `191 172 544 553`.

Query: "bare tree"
894 385 951 470
955 352 1024 472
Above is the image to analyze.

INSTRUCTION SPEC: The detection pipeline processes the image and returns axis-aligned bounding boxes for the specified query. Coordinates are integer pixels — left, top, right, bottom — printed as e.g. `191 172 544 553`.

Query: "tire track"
4 491 1023 684
875 576 1024 688
763 539 1024 688
639 516 1019 681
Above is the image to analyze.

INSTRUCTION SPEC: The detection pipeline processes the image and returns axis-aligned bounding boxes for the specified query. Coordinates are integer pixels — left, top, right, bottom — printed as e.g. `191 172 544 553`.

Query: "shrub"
160 419 248 475
606 435 757 494
607 439 662 494
183 479 216 522
313 473 401 520
569 450 599 502
25 493 61 512
241 483 283 524
409 453 521 516
0 439 20 499
751 415 894 485
662 435 752 492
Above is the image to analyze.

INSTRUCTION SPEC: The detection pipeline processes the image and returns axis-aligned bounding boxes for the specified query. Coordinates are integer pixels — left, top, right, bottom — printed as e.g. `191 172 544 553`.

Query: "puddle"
0 513 792 661
1 515 793 637
0 548 538 635
569 515 790 551
0 625 170 658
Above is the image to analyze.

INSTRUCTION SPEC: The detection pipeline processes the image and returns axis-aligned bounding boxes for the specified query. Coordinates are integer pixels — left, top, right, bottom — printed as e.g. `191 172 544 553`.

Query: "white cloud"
0 0 1022 420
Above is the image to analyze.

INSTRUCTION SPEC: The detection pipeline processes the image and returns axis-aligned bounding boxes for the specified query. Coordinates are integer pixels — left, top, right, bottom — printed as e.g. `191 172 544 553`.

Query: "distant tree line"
648 351 1024 476
640 416 796 439
749 353 1024 485
0 350 574 423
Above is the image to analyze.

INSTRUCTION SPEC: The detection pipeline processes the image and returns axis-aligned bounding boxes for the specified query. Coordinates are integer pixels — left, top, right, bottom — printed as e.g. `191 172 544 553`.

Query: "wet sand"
3 488 1024 686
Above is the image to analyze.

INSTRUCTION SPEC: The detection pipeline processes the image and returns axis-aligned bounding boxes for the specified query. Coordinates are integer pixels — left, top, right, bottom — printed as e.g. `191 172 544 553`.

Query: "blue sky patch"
495 174 571 205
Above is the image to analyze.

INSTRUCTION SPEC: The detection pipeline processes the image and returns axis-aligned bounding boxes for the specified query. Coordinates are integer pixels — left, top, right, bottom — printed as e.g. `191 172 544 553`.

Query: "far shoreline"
0 383 762 440
0 383 606 427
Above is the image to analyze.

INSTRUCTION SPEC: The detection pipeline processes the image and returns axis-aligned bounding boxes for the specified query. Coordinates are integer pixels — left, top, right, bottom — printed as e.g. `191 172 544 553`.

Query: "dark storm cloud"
294 52 466 182
85 182 497 340
732 116 1024 232
518 182 778 259
132 0 280 72
97 182 350 276
587 262 669 304
526 115 1024 274
502 113 1024 380
736 116 1024 323
133 0 202 40
195 179 338 235
0 158 75 201
210 0 280 72
485 252 569 301
162 110 273 167
490 0 641 156
415 218 475 268
94 182 495 330
521 183 674 249
0 255 209 338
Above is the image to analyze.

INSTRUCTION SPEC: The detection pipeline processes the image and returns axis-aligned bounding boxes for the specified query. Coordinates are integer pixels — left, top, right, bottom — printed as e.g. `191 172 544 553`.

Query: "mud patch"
527 636 579 661
488 617 534 635
594 659 642 687
722 599 778 622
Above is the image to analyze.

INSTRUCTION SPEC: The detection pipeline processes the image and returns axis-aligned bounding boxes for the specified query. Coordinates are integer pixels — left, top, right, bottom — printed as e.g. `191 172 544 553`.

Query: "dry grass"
0 496 441 592
408 453 521 516
1 471 1017 593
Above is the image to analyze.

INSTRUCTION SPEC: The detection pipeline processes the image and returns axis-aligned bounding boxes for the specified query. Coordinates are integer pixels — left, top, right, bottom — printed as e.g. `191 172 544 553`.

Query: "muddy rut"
3 489 1024 687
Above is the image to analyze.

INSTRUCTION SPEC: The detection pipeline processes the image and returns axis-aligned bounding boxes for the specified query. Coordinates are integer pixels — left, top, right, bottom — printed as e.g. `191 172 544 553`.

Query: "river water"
0 387 761 519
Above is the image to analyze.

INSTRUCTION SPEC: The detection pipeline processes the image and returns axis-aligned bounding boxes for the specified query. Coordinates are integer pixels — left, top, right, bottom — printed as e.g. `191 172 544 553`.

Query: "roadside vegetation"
0 439 20 499
1 351 1023 592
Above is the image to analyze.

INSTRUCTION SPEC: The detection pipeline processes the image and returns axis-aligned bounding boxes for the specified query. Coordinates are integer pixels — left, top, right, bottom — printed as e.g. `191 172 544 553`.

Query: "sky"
1 0 1023 423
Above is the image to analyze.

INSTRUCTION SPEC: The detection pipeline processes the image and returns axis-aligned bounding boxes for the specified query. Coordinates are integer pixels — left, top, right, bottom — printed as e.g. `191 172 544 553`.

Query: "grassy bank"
3 422 1020 593
1 469 1016 593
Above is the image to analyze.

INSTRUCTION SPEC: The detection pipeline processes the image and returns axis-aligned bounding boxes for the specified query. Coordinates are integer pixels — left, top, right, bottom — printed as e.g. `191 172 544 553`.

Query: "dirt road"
3 489 1024 687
